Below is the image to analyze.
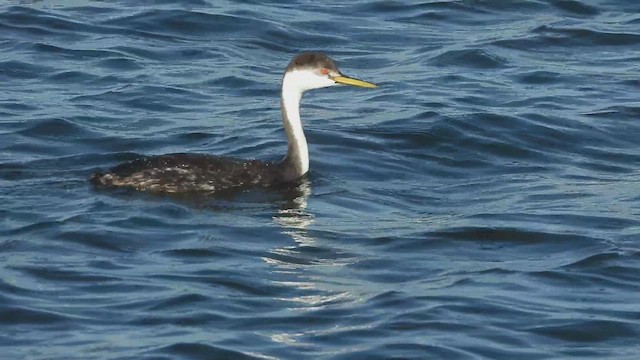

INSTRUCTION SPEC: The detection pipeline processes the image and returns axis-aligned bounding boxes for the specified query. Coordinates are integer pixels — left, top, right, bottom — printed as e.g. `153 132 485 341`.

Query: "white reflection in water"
266 180 357 307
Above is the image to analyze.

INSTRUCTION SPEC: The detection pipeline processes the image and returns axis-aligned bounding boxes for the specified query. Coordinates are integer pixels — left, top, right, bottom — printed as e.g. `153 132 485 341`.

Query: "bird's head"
283 52 377 94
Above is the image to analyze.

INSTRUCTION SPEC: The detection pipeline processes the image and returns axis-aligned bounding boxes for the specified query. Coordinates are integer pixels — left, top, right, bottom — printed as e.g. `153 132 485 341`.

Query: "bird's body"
90 153 302 193
90 52 376 194
91 154 282 193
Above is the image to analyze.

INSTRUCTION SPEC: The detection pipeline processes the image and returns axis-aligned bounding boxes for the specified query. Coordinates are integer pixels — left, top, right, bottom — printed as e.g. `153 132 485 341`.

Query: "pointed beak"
332 74 378 89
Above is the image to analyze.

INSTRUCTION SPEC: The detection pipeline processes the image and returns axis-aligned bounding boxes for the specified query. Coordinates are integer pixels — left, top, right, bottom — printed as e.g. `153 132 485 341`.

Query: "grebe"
90 52 377 194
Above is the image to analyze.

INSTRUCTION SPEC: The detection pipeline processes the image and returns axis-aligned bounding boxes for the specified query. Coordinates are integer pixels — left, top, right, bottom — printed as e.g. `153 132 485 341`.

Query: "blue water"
1 1 640 359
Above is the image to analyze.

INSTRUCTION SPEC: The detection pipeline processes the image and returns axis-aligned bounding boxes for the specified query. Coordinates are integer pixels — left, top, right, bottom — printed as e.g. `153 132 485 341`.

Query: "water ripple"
2 0 640 359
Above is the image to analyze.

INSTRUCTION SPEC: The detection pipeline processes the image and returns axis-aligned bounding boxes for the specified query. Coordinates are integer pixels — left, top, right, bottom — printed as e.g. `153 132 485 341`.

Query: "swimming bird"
90 52 377 194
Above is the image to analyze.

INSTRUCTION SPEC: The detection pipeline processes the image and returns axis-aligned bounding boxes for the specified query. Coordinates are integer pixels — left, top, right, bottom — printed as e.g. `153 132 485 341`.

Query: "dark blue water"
2 1 640 359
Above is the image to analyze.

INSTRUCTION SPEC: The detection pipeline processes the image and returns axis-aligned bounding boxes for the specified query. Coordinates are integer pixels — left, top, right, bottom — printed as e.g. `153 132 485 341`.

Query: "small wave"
0 101 38 111
0 60 55 80
95 57 143 71
533 25 640 46
31 42 122 59
47 70 101 83
10 265 117 283
146 293 212 312
427 226 595 244
203 75 261 89
562 251 628 269
529 319 639 342
0 306 71 325
0 6 89 40
549 0 599 16
17 117 97 139
514 70 564 85
149 342 261 360
585 105 640 119
429 48 508 69
102 9 272 38
69 86 206 113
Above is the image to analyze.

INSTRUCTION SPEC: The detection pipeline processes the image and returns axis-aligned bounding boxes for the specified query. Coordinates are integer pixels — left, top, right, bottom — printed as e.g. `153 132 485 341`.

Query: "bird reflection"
272 178 315 247
266 180 359 346
267 180 355 308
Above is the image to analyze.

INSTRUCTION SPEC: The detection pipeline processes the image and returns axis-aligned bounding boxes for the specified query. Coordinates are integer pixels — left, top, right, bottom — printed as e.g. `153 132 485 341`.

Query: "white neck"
280 71 310 179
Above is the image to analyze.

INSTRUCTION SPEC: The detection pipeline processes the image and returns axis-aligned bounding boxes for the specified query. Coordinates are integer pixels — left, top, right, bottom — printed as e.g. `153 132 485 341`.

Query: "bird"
90 52 377 194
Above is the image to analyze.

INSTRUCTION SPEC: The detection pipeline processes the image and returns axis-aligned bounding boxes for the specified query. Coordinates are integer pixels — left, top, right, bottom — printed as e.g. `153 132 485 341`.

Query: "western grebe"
90 52 377 193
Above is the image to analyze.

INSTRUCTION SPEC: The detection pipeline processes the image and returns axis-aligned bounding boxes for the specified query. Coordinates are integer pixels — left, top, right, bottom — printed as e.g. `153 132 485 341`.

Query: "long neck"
280 76 309 181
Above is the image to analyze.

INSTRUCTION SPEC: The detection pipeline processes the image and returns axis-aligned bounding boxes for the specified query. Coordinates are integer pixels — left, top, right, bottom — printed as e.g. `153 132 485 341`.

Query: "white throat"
280 69 336 179
281 75 308 178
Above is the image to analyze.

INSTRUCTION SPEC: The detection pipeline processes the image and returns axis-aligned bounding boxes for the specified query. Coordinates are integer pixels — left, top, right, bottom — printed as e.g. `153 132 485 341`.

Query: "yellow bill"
332 75 378 88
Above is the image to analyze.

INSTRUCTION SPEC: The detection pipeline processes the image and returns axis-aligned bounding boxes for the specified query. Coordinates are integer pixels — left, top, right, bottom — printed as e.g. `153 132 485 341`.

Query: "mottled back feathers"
90 154 288 193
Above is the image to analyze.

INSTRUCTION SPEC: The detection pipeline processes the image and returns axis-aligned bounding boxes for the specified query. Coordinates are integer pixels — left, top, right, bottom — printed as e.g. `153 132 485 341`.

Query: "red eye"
320 68 329 75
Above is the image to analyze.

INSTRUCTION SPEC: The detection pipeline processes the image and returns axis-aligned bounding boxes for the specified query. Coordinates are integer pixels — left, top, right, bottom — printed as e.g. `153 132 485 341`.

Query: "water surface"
1 1 640 359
